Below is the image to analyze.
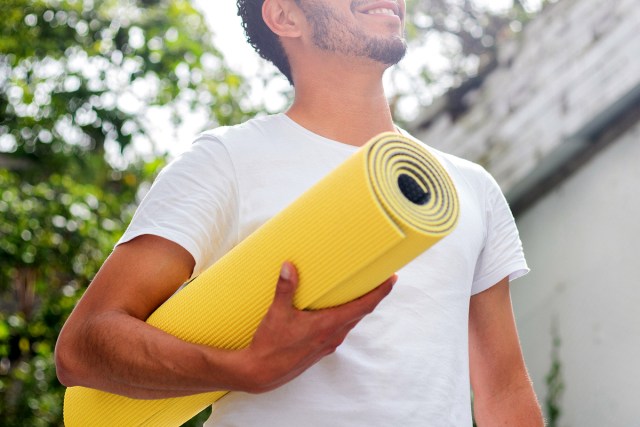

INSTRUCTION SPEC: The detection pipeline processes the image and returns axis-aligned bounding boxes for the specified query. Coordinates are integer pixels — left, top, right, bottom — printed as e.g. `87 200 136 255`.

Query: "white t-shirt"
118 113 528 426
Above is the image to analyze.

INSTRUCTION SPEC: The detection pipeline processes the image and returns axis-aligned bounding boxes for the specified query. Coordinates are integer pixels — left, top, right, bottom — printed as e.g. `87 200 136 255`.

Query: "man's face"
296 0 407 66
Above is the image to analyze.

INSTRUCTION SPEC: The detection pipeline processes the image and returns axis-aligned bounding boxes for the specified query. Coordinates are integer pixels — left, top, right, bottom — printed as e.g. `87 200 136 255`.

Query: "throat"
287 56 396 146
286 102 396 147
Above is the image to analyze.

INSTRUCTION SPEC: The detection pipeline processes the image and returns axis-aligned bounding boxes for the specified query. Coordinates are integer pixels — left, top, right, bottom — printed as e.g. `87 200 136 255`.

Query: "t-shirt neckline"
278 113 370 153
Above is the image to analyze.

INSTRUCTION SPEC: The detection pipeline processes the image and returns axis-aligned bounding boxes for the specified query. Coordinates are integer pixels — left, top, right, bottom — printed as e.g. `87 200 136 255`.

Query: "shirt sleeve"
117 134 239 279
470 170 529 295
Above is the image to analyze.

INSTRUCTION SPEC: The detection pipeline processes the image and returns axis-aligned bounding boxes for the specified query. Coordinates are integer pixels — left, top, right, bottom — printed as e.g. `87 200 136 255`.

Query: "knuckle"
354 301 375 317
333 335 346 349
275 280 294 297
322 345 337 357
361 301 376 314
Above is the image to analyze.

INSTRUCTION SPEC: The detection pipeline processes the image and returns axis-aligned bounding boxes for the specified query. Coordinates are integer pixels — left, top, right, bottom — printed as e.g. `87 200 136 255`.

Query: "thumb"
272 262 298 307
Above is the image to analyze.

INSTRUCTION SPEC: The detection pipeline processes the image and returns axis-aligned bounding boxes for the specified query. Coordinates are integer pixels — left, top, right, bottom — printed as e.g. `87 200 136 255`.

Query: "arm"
55 234 396 399
469 277 544 426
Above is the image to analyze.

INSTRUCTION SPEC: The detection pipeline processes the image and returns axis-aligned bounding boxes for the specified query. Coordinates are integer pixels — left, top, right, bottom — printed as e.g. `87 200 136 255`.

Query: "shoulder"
160 115 288 178
198 114 288 150
435 149 499 194
401 129 498 195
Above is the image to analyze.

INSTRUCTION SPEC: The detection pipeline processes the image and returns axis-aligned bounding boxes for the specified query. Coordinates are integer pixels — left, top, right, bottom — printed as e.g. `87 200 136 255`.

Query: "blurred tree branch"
0 1 257 425
390 0 546 124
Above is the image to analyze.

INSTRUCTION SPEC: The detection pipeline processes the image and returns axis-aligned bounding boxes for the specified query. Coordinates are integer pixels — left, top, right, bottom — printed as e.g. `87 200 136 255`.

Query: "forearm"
56 310 250 399
473 382 544 427
469 279 544 426
55 257 394 400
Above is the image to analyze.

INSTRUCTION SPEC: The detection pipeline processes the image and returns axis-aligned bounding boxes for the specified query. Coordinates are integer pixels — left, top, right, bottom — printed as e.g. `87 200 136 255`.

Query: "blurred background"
0 0 638 425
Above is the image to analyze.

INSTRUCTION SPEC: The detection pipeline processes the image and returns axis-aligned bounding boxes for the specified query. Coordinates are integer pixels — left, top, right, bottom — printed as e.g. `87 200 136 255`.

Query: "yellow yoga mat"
63 132 459 427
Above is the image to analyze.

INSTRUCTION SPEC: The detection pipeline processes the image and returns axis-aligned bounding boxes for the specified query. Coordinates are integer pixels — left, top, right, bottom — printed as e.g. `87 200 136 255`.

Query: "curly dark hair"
237 0 294 84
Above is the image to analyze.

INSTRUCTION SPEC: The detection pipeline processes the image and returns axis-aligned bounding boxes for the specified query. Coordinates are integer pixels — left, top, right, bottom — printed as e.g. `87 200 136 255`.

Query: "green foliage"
0 166 144 425
0 0 256 425
545 324 564 427
0 0 548 425
0 0 256 180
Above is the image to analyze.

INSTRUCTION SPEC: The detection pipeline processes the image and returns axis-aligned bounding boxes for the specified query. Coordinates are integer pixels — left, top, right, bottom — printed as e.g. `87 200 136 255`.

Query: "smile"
365 8 397 16
356 1 402 18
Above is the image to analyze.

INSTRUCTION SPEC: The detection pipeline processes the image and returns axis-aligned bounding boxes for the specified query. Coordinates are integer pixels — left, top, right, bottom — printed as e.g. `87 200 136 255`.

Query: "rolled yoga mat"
63 132 460 427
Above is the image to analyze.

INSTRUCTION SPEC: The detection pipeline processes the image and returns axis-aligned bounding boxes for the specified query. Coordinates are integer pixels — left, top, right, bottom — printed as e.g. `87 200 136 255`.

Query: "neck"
286 57 396 147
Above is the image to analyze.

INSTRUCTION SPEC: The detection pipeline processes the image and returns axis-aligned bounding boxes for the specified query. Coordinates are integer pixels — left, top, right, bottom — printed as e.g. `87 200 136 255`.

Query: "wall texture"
409 0 640 424
514 110 640 427
411 0 640 211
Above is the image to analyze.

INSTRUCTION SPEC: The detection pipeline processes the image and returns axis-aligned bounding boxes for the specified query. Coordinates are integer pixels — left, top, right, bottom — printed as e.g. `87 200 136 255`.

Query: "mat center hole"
398 173 430 205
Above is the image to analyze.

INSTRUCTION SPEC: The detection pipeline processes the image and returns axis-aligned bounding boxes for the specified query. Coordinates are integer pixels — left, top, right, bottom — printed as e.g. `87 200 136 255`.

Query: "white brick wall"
411 0 640 200
512 112 640 427
410 1 640 424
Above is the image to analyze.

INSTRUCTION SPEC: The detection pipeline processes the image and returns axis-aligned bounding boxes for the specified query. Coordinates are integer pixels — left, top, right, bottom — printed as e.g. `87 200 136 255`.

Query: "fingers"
276 261 397 313
246 265 398 392
271 262 299 308
270 261 396 327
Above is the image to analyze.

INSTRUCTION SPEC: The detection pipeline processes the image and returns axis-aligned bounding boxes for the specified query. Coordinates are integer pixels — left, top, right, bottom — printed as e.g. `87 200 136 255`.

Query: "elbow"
54 329 83 387
54 353 75 388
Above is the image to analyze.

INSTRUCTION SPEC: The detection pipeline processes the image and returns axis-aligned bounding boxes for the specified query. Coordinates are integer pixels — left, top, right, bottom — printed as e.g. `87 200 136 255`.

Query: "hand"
239 261 397 393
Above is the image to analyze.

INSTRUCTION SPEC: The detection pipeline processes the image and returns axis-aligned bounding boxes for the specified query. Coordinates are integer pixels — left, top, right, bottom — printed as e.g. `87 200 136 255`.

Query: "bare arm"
55 234 395 399
469 277 544 426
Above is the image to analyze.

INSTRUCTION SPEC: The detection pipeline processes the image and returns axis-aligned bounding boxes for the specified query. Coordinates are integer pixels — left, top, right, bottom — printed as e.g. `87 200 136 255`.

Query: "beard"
297 0 407 65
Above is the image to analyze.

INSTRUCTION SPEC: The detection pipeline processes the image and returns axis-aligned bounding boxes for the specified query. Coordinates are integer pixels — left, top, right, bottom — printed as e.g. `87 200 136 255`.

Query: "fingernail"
280 263 291 281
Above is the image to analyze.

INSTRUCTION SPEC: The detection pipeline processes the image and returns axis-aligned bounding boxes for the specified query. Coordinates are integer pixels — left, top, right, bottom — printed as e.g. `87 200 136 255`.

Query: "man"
55 0 544 425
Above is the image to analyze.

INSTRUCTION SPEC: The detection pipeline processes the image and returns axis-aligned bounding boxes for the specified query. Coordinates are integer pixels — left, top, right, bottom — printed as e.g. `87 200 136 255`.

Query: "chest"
233 149 487 296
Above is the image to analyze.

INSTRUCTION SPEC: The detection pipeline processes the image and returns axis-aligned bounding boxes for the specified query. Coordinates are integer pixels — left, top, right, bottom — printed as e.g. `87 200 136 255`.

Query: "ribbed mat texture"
63 132 459 426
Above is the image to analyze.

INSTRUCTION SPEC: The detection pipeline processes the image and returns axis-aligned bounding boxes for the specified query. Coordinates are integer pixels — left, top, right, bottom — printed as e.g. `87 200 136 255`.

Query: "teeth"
366 8 395 16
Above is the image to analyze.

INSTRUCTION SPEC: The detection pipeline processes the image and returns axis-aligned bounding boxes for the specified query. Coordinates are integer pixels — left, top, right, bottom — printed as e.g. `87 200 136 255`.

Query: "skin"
56 0 544 424
271 0 405 144
56 235 396 397
469 278 544 425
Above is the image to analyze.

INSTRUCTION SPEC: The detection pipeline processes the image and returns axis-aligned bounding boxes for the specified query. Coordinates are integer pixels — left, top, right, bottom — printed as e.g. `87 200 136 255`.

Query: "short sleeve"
471 171 529 295
117 135 239 279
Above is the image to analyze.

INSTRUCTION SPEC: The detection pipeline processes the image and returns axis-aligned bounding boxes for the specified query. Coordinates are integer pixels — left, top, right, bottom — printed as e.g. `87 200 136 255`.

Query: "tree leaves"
0 1 254 425
1 0 255 180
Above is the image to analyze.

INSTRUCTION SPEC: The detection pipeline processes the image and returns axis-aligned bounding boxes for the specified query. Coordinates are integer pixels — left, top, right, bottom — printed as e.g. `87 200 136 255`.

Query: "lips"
355 1 402 19
366 7 397 16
